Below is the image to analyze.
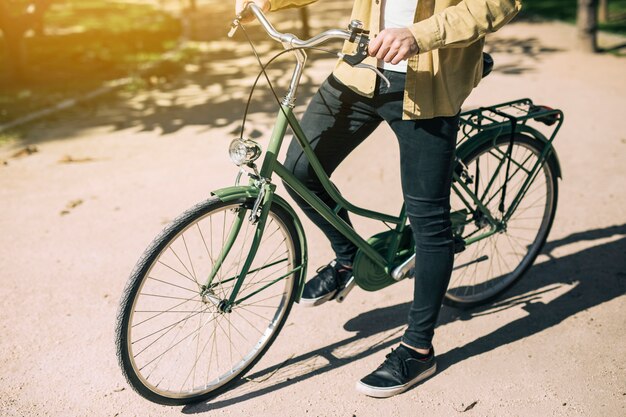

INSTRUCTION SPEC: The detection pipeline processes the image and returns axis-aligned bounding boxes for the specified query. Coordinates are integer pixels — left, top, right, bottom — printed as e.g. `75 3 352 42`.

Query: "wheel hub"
201 288 230 312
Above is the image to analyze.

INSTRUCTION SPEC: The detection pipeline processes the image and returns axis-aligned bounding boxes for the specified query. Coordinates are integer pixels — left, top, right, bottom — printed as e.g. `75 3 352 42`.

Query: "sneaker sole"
299 289 338 307
355 362 437 398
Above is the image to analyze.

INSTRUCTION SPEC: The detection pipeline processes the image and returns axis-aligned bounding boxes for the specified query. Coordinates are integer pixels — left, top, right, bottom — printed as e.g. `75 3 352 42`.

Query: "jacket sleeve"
269 0 319 11
408 0 522 52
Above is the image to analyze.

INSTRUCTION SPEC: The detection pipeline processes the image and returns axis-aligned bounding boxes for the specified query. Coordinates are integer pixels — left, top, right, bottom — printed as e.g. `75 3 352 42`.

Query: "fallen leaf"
58 155 95 164
462 401 478 412
67 199 83 209
60 199 84 215
11 145 38 158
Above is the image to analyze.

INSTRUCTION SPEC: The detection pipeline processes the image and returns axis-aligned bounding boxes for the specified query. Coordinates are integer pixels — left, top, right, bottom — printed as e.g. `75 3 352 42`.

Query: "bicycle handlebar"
229 3 389 104
231 3 375 68
231 3 354 48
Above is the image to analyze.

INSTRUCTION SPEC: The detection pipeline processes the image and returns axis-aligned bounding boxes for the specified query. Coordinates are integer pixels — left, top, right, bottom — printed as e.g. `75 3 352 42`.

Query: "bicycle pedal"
335 276 356 303
453 236 466 254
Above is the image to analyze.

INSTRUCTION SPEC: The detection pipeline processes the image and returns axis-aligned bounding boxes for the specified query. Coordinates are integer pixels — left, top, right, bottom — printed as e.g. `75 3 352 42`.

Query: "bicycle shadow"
183 226 625 412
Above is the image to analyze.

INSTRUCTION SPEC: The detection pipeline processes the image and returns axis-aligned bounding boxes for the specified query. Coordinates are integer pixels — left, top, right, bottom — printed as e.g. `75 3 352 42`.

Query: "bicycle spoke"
132 294 201 328
237 305 273 322
447 138 555 305
139 311 219 372
169 245 198 285
139 293 203 301
134 306 212 357
156 260 198 288
182 234 198 283
232 308 265 336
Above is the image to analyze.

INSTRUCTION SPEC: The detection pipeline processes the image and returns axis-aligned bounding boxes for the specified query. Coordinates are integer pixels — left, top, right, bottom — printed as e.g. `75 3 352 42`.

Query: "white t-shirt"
380 0 418 72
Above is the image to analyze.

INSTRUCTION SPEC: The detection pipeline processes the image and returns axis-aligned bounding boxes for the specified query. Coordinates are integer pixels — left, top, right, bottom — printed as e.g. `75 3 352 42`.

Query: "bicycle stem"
231 4 385 106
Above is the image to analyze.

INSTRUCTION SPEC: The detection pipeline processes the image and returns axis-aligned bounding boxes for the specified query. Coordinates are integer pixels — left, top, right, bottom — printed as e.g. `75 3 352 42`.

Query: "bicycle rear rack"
458 98 564 147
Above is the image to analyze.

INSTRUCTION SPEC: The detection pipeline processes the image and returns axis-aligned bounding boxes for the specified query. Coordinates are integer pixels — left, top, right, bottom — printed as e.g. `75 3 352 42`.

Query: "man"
235 0 521 398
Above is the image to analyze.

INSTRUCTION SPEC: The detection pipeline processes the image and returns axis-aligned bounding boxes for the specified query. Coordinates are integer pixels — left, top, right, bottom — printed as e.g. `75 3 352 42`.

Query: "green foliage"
518 0 578 22
0 132 19 146
45 0 180 33
519 0 626 34
0 0 182 123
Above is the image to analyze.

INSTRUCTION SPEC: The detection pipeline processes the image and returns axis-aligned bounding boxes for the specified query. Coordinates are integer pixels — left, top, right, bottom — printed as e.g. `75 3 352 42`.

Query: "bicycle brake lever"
354 63 391 88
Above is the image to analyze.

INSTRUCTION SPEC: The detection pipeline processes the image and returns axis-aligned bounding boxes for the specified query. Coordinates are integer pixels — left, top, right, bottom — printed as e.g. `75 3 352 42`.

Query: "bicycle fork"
201 181 277 312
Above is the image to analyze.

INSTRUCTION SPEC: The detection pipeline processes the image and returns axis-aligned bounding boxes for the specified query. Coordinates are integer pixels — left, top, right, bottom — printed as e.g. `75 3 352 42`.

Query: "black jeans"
283 70 459 349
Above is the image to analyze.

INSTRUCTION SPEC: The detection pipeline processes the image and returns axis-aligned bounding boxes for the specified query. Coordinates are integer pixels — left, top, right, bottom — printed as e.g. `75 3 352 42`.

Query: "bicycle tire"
444 134 559 308
116 196 302 405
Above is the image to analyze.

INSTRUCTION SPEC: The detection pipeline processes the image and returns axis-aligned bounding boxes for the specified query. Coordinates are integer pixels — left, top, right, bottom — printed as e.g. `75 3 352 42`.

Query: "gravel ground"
1 10 625 417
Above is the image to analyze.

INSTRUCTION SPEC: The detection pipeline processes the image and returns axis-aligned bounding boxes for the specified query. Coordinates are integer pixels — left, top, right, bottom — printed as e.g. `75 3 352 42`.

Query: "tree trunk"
0 1 26 82
299 7 310 39
598 0 609 23
0 1 55 81
2 28 27 82
577 0 598 53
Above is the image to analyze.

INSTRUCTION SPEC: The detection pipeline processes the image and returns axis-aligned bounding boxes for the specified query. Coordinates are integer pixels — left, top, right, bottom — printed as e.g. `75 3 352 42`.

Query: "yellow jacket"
269 0 522 119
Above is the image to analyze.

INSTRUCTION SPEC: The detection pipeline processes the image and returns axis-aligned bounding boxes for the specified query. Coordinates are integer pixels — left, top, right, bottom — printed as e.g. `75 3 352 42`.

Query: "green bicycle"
116 4 563 405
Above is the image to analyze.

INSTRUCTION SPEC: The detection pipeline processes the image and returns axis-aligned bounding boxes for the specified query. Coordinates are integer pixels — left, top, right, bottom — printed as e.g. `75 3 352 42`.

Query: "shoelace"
381 349 408 378
315 262 351 287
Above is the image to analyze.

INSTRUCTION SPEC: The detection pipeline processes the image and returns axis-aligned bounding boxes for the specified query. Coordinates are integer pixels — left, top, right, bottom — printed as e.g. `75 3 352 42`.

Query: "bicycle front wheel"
445 134 559 308
116 196 302 405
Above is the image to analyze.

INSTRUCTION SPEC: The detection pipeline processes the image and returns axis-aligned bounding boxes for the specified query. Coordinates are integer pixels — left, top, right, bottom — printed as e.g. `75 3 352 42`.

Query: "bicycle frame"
207 97 564 307
207 104 411 305
117 4 567 404
205 5 564 307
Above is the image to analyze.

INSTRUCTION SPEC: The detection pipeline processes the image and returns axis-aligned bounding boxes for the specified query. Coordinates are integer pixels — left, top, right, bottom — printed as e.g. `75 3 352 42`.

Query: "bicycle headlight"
228 138 262 166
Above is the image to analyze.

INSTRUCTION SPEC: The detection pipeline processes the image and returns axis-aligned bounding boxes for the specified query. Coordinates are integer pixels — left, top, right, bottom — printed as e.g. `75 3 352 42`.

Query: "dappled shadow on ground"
484 36 563 75
599 42 626 56
9 1 352 144
9 1 569 145
182 223 625 413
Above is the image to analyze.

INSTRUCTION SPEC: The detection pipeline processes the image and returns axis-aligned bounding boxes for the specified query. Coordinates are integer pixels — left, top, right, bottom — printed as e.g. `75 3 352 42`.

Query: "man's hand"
368 28 420 65
235 0 271 23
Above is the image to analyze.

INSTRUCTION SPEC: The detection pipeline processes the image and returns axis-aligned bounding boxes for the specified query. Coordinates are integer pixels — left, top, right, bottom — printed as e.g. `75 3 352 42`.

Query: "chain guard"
353 229 413 292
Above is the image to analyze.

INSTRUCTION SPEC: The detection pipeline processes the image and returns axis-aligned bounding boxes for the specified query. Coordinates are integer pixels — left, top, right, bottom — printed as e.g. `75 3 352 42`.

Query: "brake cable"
237 23 340 139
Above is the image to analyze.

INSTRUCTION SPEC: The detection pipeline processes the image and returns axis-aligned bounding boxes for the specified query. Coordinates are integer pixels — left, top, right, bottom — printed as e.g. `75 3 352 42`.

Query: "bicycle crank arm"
391 254 415 281
393 254 489 279
335 276 357 303
452 255 488 271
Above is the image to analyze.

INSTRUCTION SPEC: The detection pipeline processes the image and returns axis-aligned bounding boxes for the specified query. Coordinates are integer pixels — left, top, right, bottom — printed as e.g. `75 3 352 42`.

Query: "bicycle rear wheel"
116 197 302 405
444 134 558 308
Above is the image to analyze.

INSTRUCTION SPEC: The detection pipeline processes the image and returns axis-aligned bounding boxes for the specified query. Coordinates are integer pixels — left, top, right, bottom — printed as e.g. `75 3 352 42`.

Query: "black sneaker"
300 260 352 307
356 345 437 398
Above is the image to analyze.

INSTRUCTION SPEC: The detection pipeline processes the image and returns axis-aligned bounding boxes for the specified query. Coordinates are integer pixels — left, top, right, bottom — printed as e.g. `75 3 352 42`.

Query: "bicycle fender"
456 125 562 179
211 185 308 302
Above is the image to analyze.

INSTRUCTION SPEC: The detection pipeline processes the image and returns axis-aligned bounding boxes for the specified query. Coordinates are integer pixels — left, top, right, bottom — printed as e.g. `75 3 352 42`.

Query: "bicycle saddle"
482 52 494 78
